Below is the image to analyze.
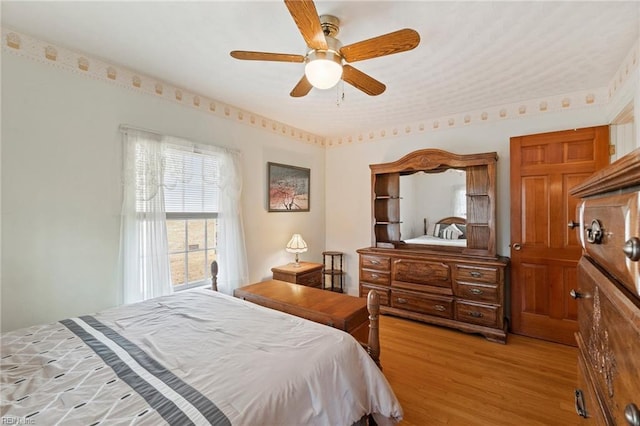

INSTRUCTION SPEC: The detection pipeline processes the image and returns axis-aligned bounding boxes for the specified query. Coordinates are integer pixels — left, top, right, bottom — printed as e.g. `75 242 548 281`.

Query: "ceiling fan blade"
230 51 305 63
340 28 420 63
290 75 313 97
342 65 386 96
284 0 328 50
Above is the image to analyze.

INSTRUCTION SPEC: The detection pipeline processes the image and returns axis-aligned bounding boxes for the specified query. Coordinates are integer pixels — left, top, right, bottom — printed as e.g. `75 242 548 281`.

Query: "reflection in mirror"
400 169 467 246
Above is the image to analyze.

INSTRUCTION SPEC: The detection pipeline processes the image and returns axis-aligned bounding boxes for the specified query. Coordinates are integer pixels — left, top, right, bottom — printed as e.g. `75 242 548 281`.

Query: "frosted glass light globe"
304 53 343 90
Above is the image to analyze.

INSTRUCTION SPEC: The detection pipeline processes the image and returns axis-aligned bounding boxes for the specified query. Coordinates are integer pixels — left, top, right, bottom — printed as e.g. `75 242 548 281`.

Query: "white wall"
1 54 326 331
325 109 610 295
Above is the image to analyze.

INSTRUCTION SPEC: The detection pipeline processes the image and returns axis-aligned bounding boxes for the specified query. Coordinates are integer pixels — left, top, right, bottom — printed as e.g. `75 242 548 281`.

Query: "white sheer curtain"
120 129 173 304
216 151 249 294
120 126 249 303
162 135 249 295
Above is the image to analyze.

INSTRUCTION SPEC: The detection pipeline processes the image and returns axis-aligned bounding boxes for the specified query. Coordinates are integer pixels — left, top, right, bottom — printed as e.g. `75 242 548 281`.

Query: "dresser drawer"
577 257 640 425
361 255 391 271
576 334 611 424
455 301 499 328
361 269 390 286
579 191 640 297
360 283 390 306
454 281 499 304
455 264 499 284
391 289 453 319
393 259 451 288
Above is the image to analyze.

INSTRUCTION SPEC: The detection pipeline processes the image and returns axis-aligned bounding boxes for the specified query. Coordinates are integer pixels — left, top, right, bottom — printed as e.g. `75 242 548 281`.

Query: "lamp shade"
304 51 343 90
286 234 308 253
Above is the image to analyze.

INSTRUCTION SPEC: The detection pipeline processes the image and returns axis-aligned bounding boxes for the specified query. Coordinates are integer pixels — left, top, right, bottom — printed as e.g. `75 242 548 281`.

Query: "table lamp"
286 234 308 267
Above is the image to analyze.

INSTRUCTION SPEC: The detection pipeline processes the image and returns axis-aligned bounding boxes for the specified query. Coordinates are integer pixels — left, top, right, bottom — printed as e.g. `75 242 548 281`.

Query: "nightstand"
271 262 323 288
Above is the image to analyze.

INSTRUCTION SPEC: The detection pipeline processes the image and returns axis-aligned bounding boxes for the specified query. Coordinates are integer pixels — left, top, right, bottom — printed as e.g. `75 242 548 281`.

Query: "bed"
1 287 402 425
403 216 467 247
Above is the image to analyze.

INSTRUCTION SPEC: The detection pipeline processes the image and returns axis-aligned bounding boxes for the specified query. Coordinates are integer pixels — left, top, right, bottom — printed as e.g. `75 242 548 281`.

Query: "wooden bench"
234 279 381 368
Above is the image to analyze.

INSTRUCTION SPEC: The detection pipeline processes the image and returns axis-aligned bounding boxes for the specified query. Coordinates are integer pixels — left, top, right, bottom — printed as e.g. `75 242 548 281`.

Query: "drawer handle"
370 273 379 279
586 219 603 244
396 297 408 304
575 389 588 418
469 288 484 295
433 304 446 312
625 403 640 426
370 260 381 265
469 311 483 318
623 238 640 262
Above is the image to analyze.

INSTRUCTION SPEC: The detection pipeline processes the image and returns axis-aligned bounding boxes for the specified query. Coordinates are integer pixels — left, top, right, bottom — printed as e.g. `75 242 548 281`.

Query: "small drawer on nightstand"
297 271 322 288
271 262 323 287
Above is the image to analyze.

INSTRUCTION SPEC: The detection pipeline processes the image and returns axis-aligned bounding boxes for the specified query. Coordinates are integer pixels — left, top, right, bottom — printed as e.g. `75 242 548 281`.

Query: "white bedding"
1 289 402 425
404 234 467 247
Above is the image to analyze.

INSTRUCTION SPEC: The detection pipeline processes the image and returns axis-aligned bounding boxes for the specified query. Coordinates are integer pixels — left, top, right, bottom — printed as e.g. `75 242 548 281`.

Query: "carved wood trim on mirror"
369 149 498 258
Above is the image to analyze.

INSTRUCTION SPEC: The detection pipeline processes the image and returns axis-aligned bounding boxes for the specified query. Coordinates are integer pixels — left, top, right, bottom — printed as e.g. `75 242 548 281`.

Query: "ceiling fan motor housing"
319 14 340 37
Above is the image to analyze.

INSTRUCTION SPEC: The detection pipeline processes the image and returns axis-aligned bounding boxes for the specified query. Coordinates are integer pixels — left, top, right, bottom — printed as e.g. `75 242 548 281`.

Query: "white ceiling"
2 1 639 138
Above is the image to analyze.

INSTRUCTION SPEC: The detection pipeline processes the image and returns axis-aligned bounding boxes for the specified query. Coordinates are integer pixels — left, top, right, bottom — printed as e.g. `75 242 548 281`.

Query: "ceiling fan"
230 0 420 97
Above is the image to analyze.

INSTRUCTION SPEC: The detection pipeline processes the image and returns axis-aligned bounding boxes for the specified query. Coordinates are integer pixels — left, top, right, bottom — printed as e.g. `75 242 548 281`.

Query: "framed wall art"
268 162 310 212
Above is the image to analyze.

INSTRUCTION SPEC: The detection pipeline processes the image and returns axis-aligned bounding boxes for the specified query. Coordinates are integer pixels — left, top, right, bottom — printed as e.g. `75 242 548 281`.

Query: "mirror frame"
370 149 498 257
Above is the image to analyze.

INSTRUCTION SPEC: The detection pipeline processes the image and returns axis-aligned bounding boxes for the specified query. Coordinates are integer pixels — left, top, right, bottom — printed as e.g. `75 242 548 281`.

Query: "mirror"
399 169 467 246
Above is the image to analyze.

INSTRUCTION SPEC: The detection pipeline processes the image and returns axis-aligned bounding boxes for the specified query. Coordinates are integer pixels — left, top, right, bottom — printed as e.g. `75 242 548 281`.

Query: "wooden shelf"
322 251 345 293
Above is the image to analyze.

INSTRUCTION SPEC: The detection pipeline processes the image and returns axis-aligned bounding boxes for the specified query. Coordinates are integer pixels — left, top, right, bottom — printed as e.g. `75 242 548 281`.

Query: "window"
452 184 467 218
121 126 248 303
159 146 219 290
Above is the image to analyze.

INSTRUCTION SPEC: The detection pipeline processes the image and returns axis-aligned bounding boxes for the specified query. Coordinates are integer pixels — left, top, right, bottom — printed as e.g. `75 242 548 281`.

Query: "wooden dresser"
271 262 323 288
359 149 510 343
358 248 509 343
569 147 640 425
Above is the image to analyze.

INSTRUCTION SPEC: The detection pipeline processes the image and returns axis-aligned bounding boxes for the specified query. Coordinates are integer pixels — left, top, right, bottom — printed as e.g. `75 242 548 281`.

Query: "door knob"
570 289 583 299
568 220 580 229
511 243 522 251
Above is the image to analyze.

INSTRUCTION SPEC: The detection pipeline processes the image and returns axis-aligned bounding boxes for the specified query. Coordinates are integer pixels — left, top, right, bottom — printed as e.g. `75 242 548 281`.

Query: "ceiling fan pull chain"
336 80 345 107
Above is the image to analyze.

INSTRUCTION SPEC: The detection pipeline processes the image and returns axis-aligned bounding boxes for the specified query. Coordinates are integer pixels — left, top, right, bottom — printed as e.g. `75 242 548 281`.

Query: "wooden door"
510 126 609 345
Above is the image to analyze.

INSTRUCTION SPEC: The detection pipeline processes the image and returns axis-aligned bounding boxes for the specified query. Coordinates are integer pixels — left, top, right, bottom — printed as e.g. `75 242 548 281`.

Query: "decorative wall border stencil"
608 38 640 102
323 87 609 147
1 28 324 147
3 28 637 150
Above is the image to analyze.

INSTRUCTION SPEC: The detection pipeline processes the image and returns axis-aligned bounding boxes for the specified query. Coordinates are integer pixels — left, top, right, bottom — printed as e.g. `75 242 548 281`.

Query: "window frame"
166 212 218 291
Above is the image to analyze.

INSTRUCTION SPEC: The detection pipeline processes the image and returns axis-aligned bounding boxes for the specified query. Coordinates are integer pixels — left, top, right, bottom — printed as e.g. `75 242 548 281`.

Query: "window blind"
164 148 219 213
135 145 219 213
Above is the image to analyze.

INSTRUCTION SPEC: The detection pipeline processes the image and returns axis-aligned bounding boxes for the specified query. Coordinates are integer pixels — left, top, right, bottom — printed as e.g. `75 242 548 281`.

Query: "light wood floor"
378 315 580 426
